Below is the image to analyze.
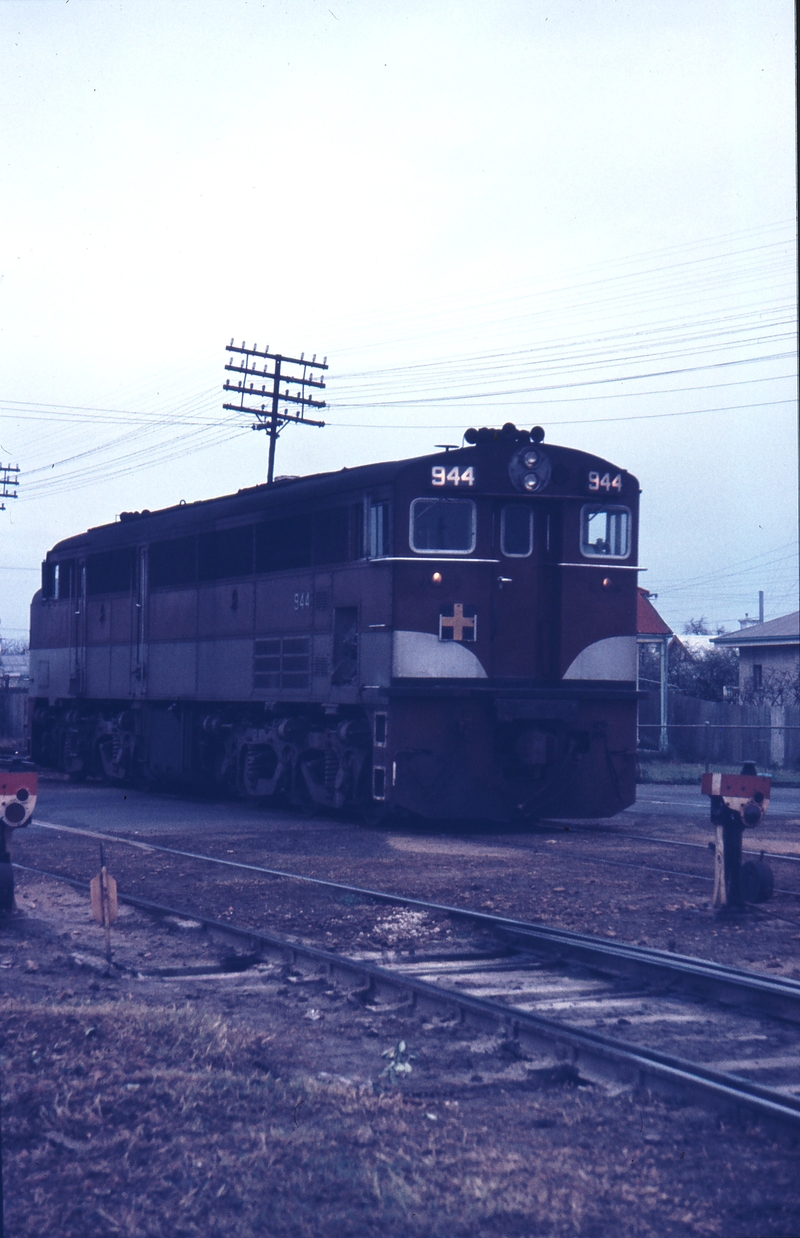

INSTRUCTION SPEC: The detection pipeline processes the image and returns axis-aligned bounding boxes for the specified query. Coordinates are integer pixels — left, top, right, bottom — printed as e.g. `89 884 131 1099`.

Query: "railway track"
13 820 800 1134
477 818 800 892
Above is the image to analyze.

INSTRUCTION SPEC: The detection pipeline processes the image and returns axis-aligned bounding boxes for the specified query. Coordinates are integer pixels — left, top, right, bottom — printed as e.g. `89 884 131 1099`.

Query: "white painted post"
770 705 785 769
659 635 669 753
712 826 726 908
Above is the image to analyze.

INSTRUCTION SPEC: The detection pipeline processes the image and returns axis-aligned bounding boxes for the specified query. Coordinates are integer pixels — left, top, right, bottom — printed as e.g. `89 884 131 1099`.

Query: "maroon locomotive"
29 424 640 821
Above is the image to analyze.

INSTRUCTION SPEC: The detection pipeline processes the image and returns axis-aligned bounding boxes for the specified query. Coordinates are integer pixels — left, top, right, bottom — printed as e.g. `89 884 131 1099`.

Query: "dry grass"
638 760 800 787
3 998 446 1238
3 995 800 1238
0 997 592 1238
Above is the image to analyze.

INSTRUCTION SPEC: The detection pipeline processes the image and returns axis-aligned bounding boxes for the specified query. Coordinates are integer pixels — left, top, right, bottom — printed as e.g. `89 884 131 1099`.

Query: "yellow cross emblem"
439 603 477 642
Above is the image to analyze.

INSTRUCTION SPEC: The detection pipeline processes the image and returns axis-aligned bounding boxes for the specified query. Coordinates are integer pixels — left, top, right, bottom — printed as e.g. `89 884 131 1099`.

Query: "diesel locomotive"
28 424 641 821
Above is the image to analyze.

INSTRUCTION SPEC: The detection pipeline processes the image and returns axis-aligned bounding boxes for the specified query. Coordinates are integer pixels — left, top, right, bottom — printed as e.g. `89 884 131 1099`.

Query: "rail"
13 824 800 1132
12 860 800 1132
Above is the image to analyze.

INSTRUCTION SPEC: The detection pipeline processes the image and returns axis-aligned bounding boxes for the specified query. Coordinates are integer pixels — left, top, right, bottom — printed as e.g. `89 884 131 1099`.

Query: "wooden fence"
0 685 27 750
639 693 800 768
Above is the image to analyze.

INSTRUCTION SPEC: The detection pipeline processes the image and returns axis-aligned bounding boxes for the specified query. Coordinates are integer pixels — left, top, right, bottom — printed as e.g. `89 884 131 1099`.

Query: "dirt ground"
3 796 800 1238
13 786 800 974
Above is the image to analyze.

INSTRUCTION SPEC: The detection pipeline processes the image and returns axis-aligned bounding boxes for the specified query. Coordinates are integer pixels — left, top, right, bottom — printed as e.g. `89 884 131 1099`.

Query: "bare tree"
0 639 29 656
740 669 800 707
669 646 739 702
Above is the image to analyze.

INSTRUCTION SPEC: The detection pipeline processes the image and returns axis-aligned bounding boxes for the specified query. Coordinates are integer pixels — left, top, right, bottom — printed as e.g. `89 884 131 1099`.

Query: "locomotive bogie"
29 427 640 821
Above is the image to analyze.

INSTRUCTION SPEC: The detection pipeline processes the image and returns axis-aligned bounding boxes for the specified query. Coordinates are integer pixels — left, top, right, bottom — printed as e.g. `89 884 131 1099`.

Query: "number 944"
588 471 622 493
431 465 475 487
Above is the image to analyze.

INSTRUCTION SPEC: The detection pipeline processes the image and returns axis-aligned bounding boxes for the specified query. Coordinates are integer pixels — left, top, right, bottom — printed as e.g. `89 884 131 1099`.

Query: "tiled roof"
712 611 799 647
637 588 672 636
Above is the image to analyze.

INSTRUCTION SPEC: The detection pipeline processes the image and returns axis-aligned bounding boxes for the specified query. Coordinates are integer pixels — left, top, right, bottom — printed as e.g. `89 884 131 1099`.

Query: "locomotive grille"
253 637 311 690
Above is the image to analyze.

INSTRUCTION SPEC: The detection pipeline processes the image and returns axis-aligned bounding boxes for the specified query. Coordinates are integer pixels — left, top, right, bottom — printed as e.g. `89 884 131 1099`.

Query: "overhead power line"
2 221 795 497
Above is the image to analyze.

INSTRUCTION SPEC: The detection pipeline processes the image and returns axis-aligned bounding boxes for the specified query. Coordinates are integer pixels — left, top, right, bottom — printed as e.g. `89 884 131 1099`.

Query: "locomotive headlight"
509 438 551 493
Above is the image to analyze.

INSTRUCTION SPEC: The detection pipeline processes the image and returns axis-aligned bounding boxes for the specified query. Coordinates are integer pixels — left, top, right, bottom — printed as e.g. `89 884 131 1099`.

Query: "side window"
255 515 312 573
198 526 254 581
42 561 56 599
150 536 198 588
369 500 391 558
580 506 631 558
352 503 365 560
501 505 533 557
87 549 135 595
53 559 76 599
409 498 476 555
312 507 350 565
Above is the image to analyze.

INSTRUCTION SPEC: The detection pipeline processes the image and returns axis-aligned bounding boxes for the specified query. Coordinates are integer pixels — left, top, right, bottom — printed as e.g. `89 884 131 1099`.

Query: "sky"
0 0 797 642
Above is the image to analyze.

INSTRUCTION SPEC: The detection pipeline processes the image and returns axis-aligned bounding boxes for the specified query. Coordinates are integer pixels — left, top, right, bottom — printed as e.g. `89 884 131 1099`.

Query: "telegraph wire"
329 352 797 409
2 219 794 496
329 396 795 431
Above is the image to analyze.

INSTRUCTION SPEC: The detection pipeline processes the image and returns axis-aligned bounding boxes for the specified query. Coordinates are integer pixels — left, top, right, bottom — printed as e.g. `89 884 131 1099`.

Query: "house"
711 611 800 703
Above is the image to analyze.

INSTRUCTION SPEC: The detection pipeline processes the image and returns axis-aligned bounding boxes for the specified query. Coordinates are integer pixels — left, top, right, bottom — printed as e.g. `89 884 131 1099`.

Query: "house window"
753 664 763 688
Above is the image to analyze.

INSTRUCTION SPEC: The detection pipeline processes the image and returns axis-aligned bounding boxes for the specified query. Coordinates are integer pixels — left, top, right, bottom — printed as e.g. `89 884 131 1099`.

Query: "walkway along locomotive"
28 425 640 821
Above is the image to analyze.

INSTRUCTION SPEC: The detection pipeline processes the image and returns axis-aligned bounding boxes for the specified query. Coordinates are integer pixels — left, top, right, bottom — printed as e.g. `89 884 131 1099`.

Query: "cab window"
580 506 631 558
501 505 533 557
369 500 391 557
410 498 476 554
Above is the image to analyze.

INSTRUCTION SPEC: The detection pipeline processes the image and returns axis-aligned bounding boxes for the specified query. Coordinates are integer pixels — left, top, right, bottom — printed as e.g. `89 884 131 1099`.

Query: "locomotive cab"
380 424 639 818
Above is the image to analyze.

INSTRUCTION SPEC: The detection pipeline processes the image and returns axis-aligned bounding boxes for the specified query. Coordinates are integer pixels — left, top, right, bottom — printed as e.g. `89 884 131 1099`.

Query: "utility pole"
0 464 20 513
223 341 327 484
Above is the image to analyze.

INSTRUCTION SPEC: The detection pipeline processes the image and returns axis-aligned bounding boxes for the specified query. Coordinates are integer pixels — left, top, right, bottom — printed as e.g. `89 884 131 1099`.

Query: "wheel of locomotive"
0 861 14 912
292 750 320 817
741 859 774 904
